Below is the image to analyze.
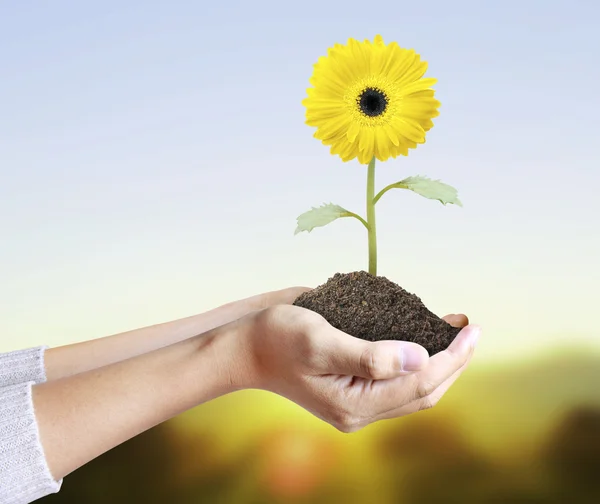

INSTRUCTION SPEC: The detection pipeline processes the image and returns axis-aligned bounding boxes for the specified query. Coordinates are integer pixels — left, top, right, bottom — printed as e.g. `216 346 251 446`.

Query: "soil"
292 271 461 356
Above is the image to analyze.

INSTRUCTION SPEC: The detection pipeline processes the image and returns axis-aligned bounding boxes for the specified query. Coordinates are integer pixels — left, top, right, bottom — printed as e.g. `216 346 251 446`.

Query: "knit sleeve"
0 347 62 503
0 347 48 388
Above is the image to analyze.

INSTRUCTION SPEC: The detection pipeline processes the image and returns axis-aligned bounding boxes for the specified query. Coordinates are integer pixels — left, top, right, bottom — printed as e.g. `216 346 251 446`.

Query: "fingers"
274 286 313 304
419 350 474 405
321 328 429 380
374 346 475 421
258 286 313 308
411 324 479 399
442 313 469 328
364 324 480 416
312 313 470 381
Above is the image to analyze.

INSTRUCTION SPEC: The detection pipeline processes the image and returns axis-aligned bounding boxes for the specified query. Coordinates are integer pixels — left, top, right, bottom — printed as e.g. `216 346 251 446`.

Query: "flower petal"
347 121 360 143
358 128 375 155
397 78 437 97
383 123 400 146
303 35 440 162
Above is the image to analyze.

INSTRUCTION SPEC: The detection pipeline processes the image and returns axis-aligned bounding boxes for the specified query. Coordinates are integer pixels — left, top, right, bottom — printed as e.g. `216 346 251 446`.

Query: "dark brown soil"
292 271 461 356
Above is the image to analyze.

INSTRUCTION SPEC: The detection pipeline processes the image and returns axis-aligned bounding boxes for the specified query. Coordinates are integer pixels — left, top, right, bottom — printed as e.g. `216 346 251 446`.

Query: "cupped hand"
253 286 312 308
232 305 478 432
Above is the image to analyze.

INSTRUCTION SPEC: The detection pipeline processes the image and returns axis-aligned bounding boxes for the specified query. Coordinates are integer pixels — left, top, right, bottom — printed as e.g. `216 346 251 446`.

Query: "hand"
232 305 478 432
30 289 312 481
242 286 312 310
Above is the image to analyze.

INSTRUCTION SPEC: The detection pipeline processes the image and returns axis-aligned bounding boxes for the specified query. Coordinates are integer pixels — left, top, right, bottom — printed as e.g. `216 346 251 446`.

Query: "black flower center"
357 87 388 117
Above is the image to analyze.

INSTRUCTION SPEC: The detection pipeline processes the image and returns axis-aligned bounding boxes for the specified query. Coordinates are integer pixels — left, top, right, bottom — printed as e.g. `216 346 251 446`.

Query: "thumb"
324 329 429 380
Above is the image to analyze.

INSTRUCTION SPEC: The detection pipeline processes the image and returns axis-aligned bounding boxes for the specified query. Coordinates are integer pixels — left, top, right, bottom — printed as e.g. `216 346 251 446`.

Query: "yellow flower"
302 35 441 164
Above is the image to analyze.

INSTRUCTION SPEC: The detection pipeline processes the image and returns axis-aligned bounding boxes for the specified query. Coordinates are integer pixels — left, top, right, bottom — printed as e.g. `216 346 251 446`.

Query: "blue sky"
1 0 598 361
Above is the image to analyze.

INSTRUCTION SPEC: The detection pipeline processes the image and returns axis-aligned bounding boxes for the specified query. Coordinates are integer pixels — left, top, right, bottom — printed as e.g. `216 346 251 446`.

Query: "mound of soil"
293 271 460 356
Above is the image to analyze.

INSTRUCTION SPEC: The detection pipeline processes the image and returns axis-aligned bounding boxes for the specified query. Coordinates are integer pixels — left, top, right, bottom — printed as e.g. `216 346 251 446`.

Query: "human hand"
244 286 312 310
231 305 478 432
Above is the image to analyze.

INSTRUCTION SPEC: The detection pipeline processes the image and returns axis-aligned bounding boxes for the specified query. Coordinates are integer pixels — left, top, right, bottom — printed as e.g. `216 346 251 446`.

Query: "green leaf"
295 203 361 235
375 175 463 207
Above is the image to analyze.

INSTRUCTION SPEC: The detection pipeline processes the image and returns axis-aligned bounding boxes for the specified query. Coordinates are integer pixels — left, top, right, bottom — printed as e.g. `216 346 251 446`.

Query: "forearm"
44 287 307 381
33 321 239 481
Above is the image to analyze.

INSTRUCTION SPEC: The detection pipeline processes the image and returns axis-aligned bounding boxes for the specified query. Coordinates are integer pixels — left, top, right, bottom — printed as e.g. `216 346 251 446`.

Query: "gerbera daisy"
302 35 440 164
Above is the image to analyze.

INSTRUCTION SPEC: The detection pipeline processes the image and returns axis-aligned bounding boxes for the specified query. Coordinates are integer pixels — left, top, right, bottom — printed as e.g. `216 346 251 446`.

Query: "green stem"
366 156 377 276
373 181 405 205
341 211 370 230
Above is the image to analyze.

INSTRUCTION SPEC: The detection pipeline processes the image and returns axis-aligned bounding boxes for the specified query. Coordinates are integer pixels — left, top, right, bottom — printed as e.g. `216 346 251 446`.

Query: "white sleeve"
0 347 62 503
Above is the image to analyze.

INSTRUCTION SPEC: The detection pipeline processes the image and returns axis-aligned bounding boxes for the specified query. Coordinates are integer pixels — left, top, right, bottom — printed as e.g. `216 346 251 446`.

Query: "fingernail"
400 346 426 371
467 325 481 349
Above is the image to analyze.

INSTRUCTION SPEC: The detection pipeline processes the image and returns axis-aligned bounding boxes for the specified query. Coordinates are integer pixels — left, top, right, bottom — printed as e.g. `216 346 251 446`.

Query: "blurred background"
1 0 599 502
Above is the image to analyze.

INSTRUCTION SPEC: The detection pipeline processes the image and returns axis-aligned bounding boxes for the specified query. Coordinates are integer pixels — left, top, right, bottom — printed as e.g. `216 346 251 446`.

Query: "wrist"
34 329 240 480
195 316 257 394
214 311 270 392
222 305 311 393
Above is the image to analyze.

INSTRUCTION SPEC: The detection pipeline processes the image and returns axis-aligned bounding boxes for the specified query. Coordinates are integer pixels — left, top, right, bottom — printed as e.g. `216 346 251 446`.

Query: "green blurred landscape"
43 351 600 503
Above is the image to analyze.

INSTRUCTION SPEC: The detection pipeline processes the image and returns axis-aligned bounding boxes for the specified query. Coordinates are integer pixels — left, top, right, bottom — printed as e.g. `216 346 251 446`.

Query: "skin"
33 288 477 483
43 287 310 381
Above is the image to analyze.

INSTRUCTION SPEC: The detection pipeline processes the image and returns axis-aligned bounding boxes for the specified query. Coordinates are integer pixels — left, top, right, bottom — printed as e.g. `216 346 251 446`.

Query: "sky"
0 0 599 362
